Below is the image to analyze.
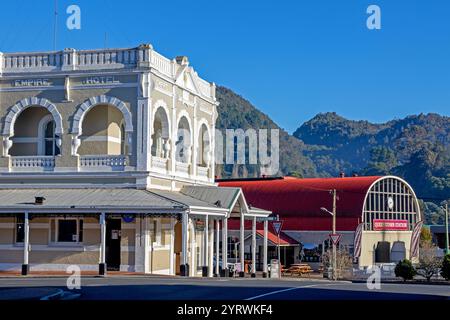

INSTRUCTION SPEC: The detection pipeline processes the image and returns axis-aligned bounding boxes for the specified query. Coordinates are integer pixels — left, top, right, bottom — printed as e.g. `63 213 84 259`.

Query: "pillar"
189 219 195 276
263 219 268 278
221 217 228 277
239 210 245 277
202 215 209 277
180 212 189 276
215 219 220 277
22 212 30 276
99 212 106 276
251 216 257 278
208 219 214 277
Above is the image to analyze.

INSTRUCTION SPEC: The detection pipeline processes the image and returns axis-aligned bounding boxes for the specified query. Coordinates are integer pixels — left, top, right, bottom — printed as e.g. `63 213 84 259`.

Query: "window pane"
45 121 55 138
45 140 54 156
58 220 77 242
79 220 83 242
16 214 24 243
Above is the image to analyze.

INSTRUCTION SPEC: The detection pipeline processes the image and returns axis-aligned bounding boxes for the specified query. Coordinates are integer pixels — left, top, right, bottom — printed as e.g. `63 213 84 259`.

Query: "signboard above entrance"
373 219 408 231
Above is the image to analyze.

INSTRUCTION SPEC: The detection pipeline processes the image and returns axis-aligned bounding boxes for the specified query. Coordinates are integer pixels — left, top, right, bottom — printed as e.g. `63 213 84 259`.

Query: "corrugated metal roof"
180 185 241 210
0 188 187 211
149 189 227 212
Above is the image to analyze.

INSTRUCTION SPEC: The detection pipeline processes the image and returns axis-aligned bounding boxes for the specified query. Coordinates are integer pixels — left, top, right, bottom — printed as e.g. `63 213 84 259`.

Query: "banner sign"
373 219 408 231
410 221 423 258
353 223 364 258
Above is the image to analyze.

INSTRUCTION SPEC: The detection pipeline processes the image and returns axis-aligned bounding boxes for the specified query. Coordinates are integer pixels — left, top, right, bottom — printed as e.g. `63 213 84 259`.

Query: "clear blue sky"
0 0 449 132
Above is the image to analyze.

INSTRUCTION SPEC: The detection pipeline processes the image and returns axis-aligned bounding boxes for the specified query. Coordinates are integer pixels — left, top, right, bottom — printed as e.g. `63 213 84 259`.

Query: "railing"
175 162 190 175
77 48 137 69
197 166 209 178
11 156 55 169
152 156 169 172
80 155 127 169
151 51 173 77
2 52 63 72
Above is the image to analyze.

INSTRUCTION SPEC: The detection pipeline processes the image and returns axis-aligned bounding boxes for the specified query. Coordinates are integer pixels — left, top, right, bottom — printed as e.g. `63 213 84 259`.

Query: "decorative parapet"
1 45 215 100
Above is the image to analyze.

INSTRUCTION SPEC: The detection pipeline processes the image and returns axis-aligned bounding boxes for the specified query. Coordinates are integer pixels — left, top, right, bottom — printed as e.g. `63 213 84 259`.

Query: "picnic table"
282 263 314 277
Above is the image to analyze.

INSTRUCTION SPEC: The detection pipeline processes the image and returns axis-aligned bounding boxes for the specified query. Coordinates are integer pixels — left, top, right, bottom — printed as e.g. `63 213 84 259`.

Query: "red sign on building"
373 219 408 231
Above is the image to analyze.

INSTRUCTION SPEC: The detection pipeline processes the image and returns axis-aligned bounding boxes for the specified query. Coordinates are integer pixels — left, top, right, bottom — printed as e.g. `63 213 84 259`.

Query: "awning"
0 188 188 214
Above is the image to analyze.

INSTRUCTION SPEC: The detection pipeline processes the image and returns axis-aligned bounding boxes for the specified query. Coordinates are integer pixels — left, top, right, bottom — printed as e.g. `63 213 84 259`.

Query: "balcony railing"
80 155 127 170
175 162 190 176
197 166 209 179
151 156 169 173
11 156 55 170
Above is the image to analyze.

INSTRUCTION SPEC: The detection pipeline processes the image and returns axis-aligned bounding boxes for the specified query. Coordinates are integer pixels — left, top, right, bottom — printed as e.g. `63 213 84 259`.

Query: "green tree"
394 259 416 281
441 254 450 281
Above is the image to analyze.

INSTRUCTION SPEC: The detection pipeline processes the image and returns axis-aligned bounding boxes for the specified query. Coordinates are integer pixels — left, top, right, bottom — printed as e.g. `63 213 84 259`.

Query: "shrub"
441 254 450 281
394 259 416 281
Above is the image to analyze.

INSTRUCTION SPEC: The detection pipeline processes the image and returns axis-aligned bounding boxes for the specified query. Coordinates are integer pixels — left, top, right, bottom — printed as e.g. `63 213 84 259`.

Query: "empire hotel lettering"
13 79 50 87
83 76 119 85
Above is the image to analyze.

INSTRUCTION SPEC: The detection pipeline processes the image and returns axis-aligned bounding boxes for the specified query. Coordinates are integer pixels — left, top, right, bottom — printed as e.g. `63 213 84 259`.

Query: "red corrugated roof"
256 230 298 246
219 176 382 231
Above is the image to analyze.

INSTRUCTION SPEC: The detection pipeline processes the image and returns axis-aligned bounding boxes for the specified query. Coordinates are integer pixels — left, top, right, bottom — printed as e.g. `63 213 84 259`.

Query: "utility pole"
332 189 337 281
445 203 449 255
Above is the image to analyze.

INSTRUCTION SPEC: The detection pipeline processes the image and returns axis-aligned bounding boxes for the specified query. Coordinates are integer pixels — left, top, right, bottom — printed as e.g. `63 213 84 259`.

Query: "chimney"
339 172 345 178
35 196 46 205
175 56 189 66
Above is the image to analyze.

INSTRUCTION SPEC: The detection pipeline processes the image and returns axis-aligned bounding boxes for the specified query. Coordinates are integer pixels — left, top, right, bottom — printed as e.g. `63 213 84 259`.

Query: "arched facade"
71 95 133 136
71 95 133 156
362 176 422 231
2 98 63 157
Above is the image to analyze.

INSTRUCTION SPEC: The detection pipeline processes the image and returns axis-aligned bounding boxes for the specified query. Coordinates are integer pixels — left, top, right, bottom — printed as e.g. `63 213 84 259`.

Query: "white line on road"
245 283 335 300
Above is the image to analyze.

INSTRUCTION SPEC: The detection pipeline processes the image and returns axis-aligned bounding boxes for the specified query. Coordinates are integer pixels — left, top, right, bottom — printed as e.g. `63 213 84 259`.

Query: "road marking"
245 283 334 300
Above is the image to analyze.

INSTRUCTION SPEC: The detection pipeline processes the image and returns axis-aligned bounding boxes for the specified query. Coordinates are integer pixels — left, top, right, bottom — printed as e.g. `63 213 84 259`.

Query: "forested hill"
293 112 450 200
215 86 317 178
215 86 450 224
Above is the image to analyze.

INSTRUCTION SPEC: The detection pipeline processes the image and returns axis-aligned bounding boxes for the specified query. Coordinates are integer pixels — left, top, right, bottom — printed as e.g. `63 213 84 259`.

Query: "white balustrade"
11 156 55 169
80 155 127 169
3 52 63 72
152 156 169 172
77 48 137 69
150 51 173 76
175 162 190 175
197 166 209 178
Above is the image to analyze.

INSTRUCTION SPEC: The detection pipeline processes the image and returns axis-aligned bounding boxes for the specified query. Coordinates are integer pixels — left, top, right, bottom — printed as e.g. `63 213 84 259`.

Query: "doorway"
375 241 391 263
106 218 121 271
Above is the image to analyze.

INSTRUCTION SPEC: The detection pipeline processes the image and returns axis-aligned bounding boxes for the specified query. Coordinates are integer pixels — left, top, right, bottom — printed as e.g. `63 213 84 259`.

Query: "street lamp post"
321 189 337 281
445 203 449 255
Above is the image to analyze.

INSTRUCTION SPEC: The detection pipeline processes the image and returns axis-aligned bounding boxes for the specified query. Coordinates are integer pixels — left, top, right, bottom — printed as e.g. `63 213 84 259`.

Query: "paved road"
0 276 448 300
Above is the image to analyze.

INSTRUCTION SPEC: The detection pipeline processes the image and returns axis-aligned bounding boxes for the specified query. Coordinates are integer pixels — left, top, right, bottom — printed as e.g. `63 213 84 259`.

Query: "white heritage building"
0 45 271 276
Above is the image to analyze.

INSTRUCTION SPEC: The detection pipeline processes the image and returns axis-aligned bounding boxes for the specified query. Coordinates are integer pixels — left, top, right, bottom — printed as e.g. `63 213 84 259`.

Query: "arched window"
151 107 170 158
198 124 210 167
43 120 60 156
176 116 191 163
